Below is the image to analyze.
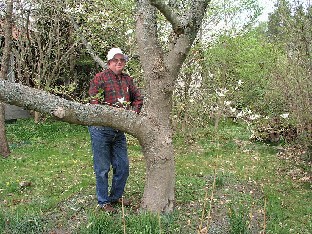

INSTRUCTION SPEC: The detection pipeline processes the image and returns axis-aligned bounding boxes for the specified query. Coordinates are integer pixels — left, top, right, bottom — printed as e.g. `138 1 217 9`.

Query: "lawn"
0 119 311 233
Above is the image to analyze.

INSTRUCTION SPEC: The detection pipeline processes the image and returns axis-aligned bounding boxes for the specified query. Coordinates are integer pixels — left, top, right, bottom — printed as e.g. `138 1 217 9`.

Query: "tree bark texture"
0 103 10 158
134 0 211 212
0 0 13 79
0 0 14 158
135 0 175 212
0 79 146 136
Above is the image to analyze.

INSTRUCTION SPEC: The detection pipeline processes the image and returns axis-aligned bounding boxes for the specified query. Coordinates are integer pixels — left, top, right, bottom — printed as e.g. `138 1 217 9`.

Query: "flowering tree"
0 0 210 212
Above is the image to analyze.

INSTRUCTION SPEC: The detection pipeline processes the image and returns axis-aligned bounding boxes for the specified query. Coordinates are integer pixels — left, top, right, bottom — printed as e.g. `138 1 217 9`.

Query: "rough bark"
134 0 210 212
0 0 13 79
0 0 14 158
0 103 10 158
0 79 146 136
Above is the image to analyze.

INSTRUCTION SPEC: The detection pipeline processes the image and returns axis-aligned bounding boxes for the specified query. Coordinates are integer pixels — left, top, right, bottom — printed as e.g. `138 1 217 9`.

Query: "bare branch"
70 17 107 70
0 79 146 137
149 0 211 37
149 0 184 34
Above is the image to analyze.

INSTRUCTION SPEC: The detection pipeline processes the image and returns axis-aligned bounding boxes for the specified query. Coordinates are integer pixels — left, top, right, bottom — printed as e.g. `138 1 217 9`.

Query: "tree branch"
164 0 211 77
187 0 211 36
0 80 147 137
70 17 107 69
149 0 184 34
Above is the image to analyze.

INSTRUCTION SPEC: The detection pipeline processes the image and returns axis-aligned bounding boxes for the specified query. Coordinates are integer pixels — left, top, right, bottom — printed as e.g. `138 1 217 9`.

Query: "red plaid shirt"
89 69 143 113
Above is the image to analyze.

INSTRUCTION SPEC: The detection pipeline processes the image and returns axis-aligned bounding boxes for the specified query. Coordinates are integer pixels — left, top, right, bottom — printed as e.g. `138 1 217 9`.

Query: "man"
88 48 143 212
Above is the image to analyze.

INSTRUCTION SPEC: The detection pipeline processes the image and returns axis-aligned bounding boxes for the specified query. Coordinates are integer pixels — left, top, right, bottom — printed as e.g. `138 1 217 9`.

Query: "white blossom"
236 111 244 118
210 106 219 111
224 101 232 106
246 109 252 115
126 29 134 35
249 114 261 120
280 113 289 119
230 107 237 113
118 97 125 103
216 88 228 97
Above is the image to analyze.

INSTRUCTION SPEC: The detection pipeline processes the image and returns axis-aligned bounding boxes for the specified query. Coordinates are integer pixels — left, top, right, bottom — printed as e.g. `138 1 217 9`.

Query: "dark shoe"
99 203 116 213
112 198 131 207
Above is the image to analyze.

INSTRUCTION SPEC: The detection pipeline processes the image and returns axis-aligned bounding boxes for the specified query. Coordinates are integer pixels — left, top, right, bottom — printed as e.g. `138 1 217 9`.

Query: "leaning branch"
164 0 210 80
187 0 211 35
149 0 184 34
70 17 107 69
0 79 146 137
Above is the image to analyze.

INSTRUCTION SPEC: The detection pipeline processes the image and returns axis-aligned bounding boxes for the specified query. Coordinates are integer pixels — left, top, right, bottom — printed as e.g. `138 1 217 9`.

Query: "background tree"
172 0 262 132
0 0 13 158
67 0 143 99
11 0 80 121
267 0 311 155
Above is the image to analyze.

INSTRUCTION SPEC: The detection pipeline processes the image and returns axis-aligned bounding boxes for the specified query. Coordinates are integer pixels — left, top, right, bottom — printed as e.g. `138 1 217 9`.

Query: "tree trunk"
134 0 210 212
0 0 14 158
141 133 175 212
34 111 41 123
135 0 177 212
0 0 13 80
0 103 10 158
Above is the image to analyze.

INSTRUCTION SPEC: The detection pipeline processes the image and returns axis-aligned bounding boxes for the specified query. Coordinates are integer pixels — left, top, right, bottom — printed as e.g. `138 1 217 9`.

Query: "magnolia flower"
236 111 244 118
238 80 244 86
126 29 134 35
118 97 125 104
230 107 237 113
216 88 228 97
246 109 252 115
249 114 261 120
224 101 232 106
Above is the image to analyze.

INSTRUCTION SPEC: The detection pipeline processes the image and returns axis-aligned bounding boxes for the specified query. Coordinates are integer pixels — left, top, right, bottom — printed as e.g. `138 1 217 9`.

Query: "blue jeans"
88 126 129 205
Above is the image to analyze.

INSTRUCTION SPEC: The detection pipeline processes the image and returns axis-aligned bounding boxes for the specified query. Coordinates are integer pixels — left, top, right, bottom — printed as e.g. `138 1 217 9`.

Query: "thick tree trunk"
0 0 14 158
0 103 10 158
134 0 210 212
135 0 177 212
140 127 175 212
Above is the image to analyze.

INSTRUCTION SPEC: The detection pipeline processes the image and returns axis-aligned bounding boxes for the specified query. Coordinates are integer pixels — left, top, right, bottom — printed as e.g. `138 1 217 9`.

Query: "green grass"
0 119 311 233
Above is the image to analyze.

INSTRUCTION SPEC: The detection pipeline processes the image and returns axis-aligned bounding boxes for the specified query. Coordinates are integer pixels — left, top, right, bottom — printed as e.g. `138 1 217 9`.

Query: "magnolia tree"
0 0 210 212
172 0 262 132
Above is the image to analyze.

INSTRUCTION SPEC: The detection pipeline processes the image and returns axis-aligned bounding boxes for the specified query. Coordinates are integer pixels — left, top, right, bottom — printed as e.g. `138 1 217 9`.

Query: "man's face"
108 54 126 75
